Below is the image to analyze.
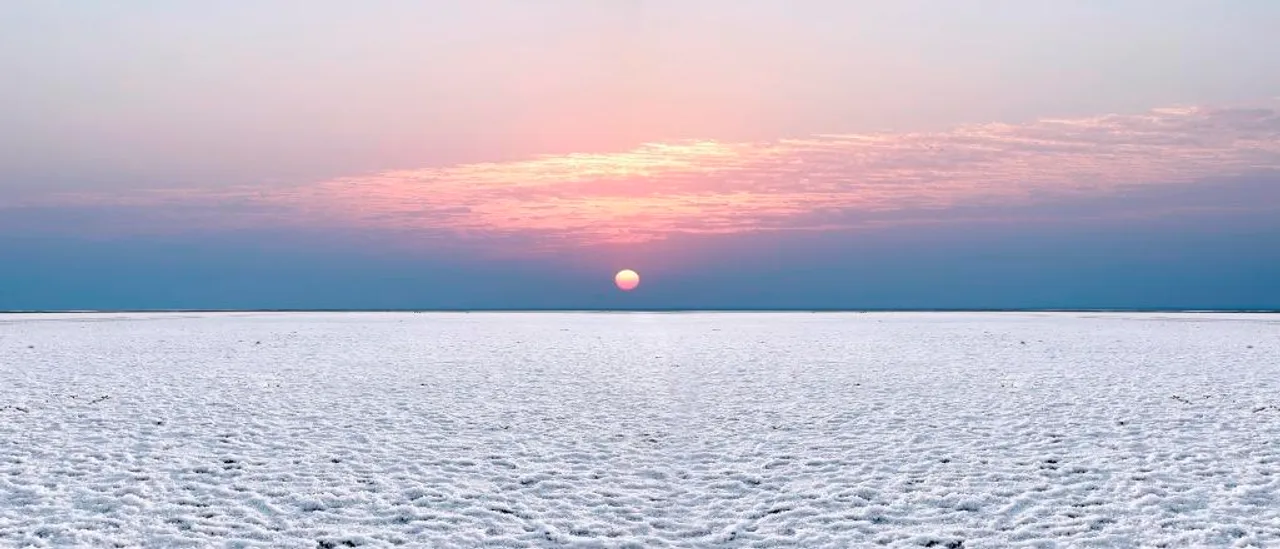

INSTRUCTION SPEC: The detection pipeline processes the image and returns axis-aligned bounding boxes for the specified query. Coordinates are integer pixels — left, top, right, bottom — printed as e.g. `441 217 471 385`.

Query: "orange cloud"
14 103 1280 247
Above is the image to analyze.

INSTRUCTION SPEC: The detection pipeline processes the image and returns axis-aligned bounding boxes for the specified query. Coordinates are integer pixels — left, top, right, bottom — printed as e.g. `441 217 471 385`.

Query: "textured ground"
1 312 1278 548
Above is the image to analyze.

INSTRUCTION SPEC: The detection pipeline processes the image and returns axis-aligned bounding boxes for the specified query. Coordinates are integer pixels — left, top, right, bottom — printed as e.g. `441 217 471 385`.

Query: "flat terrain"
1 312 1278 548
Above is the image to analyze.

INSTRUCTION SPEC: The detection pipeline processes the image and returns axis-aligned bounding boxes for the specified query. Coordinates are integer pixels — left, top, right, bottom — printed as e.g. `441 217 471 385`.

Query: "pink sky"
3 2 1280 310
14 103 1279 252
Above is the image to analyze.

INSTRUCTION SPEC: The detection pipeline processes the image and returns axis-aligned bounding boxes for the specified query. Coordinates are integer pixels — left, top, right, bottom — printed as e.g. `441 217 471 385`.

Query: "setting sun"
614 269 640 291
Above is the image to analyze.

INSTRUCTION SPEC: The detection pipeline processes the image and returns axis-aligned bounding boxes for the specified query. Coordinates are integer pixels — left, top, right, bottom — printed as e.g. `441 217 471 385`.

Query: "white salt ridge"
1 312 1278 548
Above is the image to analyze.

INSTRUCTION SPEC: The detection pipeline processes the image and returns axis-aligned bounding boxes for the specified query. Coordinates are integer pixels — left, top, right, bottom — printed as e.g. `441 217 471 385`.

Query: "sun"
614 269 640 291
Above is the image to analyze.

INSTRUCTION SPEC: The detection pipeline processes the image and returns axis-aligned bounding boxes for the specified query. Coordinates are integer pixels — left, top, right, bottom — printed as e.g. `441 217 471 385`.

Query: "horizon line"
2 308 1277 314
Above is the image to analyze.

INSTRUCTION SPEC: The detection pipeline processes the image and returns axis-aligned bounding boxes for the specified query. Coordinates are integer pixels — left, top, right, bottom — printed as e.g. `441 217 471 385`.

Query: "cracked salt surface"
1 312 1278 548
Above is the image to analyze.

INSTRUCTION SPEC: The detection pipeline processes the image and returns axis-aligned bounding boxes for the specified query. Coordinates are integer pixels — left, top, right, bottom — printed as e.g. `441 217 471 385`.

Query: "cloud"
9 102 1280 249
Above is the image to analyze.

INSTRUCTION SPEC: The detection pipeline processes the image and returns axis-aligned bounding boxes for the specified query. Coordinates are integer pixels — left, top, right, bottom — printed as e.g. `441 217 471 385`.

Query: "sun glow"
614 269 640 291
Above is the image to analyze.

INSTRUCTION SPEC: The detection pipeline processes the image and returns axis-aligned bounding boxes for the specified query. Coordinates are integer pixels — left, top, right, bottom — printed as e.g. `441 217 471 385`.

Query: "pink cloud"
12 103 1280 247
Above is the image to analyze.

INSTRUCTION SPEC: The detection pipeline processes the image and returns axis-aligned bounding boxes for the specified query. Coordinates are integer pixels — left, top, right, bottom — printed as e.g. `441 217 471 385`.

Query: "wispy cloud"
11 103 1280 248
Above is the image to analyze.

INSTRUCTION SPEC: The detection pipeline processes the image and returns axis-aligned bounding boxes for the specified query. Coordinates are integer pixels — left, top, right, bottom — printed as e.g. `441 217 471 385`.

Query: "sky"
2 1 1280 310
